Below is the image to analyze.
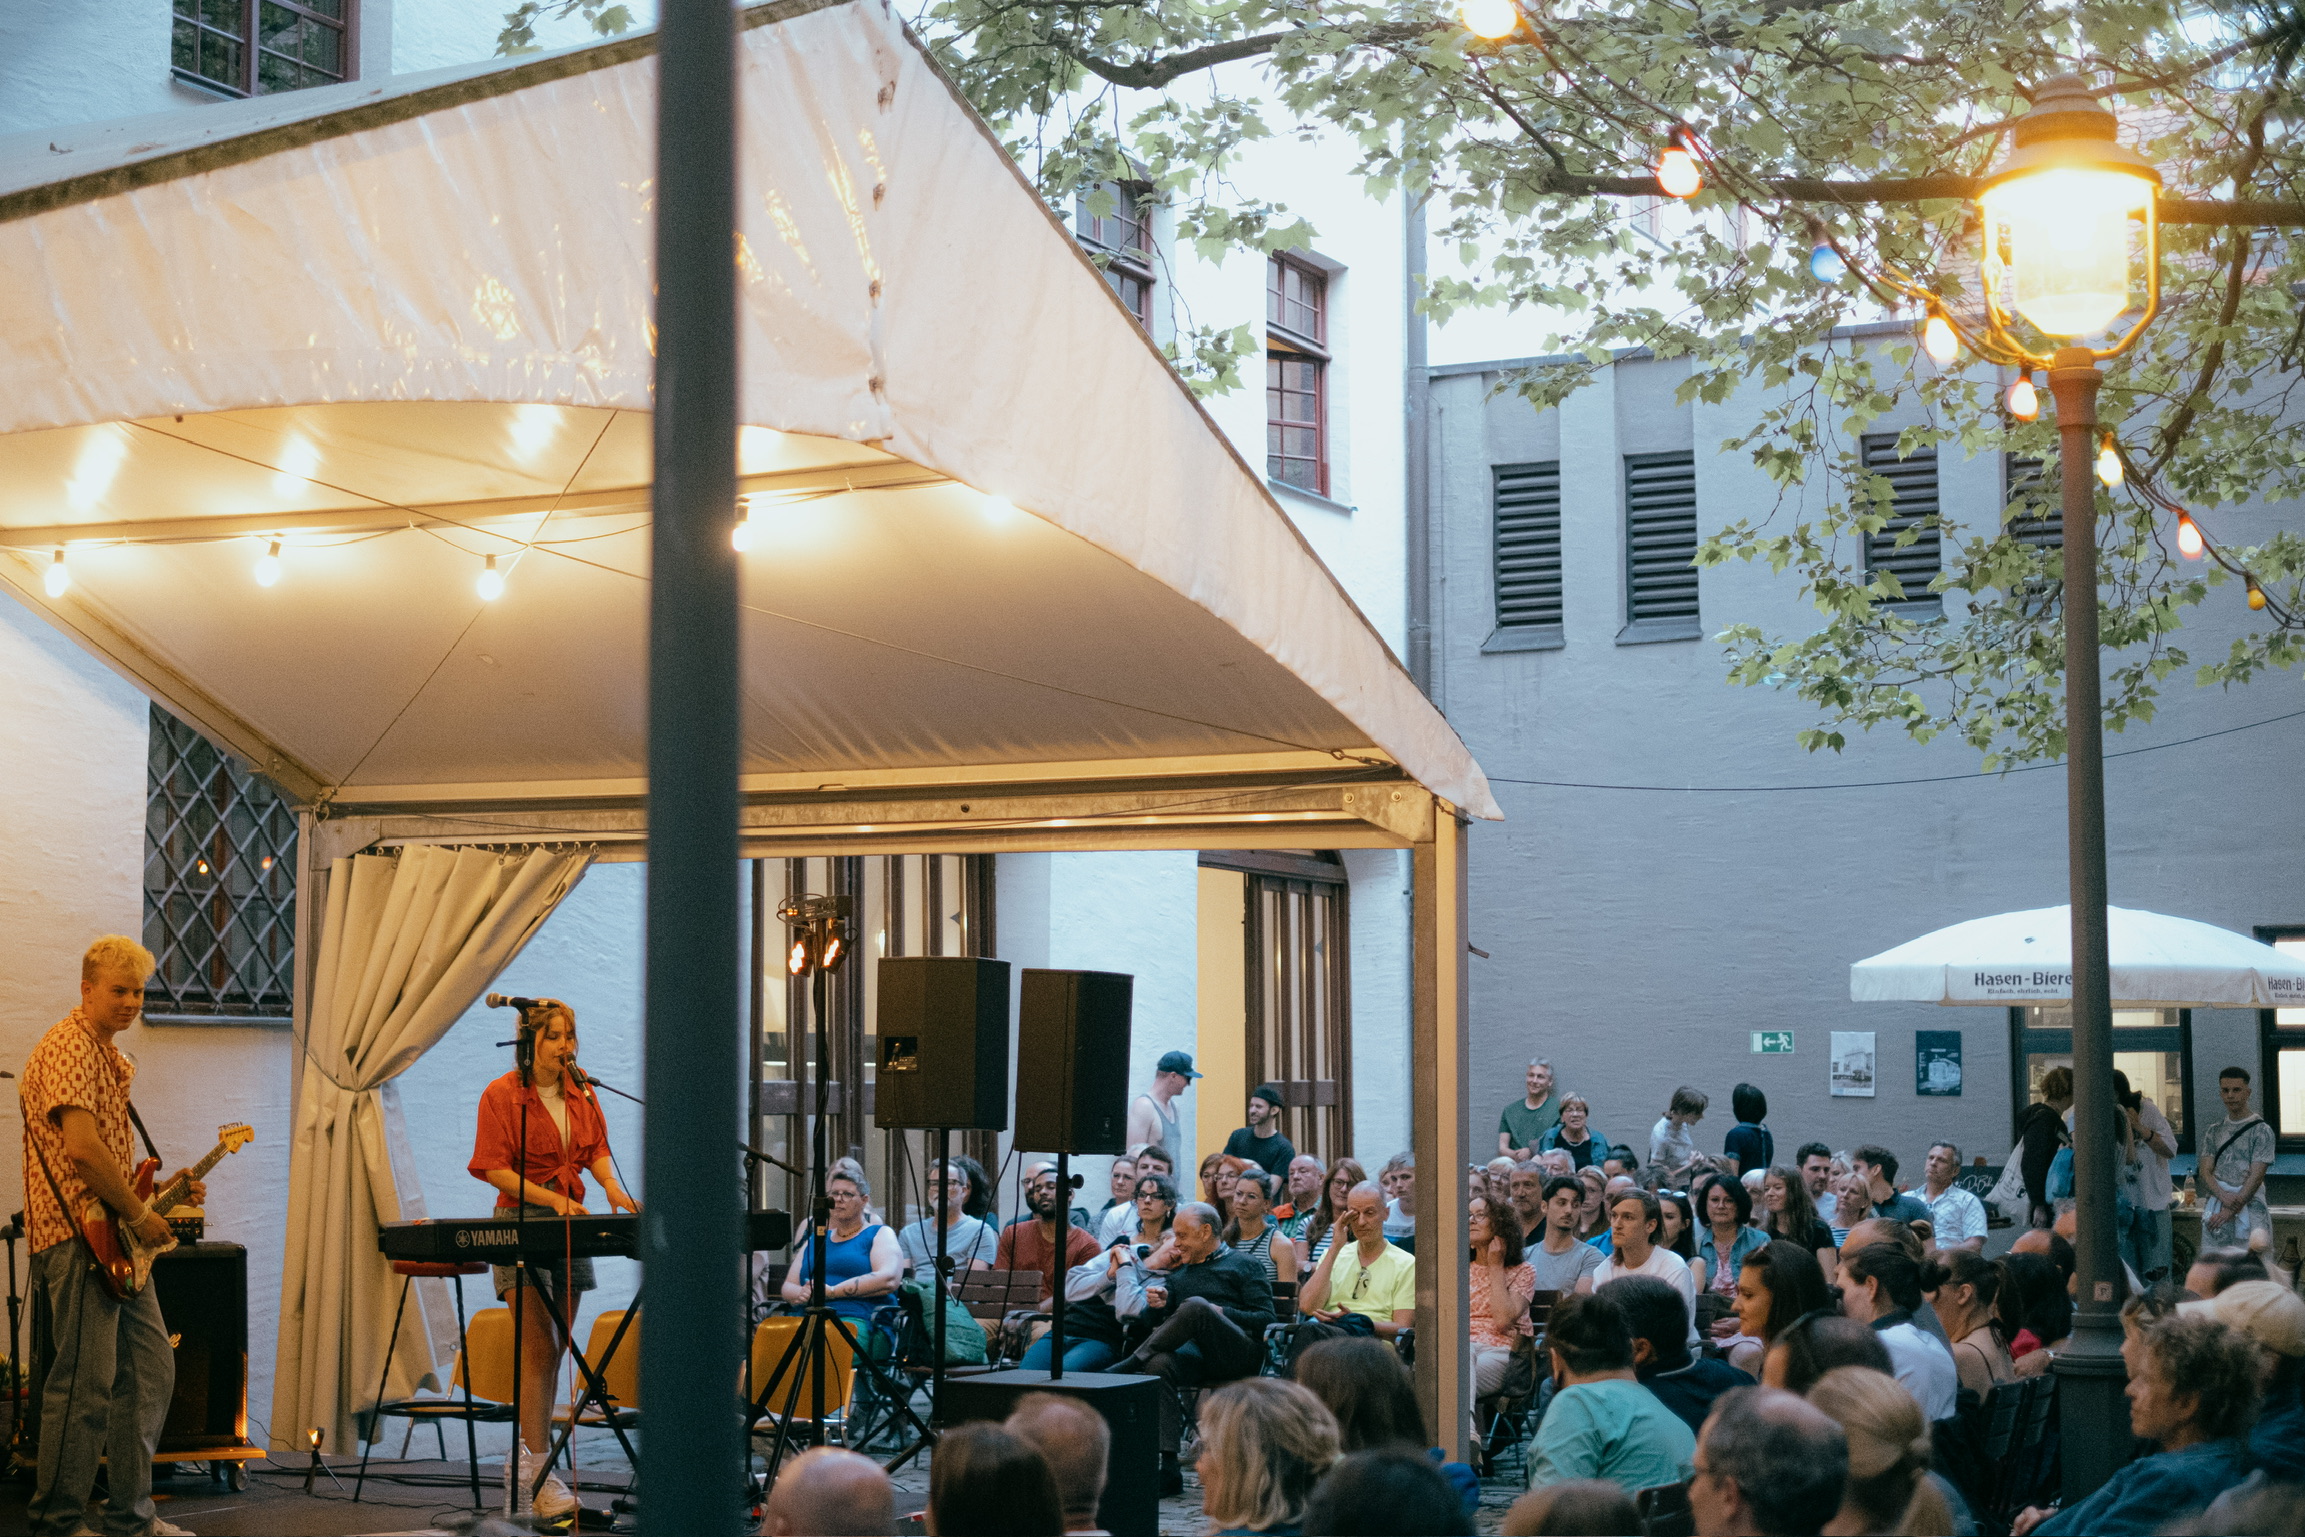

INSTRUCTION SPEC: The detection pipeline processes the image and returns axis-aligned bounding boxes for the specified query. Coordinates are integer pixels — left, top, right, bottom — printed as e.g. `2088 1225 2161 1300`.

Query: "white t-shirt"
536 1079 570 1142
1650 1116 1697 1172
1383 1198 1416 1241
2132 1099 2175 1213
1877 1319 1959 1421
1594 1245 1698 1347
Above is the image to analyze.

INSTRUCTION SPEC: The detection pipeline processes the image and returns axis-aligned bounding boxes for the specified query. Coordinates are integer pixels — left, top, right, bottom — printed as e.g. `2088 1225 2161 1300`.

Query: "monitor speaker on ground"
151 1242 251 1454
1014 968 1133 1154
873 956 1011 1130
939 1369 1159 1537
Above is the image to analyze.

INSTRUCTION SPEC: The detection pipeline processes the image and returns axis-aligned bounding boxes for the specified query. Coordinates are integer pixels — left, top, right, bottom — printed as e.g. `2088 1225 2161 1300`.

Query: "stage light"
2006 375 2039 421
1461 0 1519 39
2096 435 2122 487
732 496 756 552
2175 512 2204 559
476 554 505 601
43 548 69 599
253 539 282 588
1656 141 1702 199
2246 572 2268 611
818 928 847 973
1922 311 1959 365
1809 243 1847 284
787 933 811 976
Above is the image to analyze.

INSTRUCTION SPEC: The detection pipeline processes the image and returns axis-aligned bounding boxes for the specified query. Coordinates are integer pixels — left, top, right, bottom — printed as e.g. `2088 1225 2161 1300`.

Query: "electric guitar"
82 1123 253 1299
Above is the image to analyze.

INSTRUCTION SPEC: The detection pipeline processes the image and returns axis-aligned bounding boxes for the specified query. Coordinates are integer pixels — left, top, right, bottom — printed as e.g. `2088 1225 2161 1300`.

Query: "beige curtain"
271 844 590 1455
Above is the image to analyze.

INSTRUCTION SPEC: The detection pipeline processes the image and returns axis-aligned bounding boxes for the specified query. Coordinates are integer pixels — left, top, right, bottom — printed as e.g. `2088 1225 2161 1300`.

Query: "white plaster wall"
0 0 226 135
390 0 655 75
1344 849 1413 1166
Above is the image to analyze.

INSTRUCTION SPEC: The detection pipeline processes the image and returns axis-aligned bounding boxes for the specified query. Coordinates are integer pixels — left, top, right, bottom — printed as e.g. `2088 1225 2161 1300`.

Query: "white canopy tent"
1851 904 2305 1008
0 0 1490 1455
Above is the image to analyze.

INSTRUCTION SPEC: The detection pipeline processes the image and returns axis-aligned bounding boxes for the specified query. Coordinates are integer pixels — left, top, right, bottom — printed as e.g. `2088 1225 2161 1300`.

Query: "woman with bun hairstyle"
1807 1365 1958 1536
1922 1249 2014 1398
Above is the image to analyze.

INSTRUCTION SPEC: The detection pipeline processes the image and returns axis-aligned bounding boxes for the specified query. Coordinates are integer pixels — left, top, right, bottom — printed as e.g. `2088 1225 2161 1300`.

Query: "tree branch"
1053 29 1297 89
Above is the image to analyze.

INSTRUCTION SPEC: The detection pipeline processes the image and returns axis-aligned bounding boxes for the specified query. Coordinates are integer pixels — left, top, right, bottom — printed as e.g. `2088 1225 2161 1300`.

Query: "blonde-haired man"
23 935 202 1537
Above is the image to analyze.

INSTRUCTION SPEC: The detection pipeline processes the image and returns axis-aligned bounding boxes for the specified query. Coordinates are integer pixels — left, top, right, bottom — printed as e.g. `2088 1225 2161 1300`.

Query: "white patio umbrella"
1851 904 2305 1008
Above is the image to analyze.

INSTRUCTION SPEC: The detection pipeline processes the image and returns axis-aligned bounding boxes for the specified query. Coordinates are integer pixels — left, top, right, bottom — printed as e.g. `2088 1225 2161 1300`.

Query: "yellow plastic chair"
555 1309 641 1429
456 1305 519 1405
748 1316 857 1443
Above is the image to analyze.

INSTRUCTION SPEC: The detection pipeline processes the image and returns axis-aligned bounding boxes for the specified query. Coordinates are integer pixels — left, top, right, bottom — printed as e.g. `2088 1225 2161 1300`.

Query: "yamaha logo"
454 1231 469 1248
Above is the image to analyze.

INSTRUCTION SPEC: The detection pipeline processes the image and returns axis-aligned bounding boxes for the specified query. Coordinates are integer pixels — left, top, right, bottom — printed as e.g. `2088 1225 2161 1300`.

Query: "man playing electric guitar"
21 936 205 1537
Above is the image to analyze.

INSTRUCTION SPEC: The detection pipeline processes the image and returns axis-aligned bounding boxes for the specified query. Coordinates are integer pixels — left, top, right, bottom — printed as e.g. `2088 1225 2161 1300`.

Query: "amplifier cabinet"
938 1369 1159 1537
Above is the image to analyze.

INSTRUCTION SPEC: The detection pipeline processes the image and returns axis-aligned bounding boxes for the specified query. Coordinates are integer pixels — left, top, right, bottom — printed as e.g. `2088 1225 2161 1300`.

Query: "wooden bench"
953 1268 1047 1362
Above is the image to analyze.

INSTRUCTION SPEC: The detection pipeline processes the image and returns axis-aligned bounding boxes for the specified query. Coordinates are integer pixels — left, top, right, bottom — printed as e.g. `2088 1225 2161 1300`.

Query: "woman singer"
468 997 638 1521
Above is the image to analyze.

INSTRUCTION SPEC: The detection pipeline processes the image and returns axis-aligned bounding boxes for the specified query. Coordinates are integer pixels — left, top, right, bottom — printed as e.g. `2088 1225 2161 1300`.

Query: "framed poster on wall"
1830 1031 1876 1097
1916 1030 1963 1096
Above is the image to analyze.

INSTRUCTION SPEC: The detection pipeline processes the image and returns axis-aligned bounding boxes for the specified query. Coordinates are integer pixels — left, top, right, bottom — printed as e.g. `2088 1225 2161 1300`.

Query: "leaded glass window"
143 706 297 1020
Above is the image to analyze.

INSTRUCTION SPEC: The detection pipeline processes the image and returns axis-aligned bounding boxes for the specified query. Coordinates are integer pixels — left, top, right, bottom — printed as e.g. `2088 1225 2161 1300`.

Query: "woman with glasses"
1130 1172 1180 1250
782 1168 904 1324
1298 1156 1367 1271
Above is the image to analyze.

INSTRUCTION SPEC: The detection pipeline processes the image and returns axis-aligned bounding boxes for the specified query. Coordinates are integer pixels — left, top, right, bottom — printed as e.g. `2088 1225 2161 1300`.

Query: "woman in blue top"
1690 1172 1769 1307
782 1168 904 1323
1722 1082 1774 1175
1537 1094 1613 1171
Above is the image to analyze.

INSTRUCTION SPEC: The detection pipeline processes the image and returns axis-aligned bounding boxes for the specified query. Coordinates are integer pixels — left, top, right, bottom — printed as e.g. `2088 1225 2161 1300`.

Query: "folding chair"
748 1314 860 1447
1635 1479 1695 1537
357 1266 513 1510
554 1309 641 1435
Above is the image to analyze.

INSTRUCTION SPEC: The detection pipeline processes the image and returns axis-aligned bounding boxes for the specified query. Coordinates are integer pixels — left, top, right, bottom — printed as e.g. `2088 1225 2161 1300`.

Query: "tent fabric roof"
0 0 1498 824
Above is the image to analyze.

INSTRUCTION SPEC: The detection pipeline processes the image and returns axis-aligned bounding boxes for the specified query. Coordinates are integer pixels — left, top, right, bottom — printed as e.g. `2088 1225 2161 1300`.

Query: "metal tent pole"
641 0 742 1528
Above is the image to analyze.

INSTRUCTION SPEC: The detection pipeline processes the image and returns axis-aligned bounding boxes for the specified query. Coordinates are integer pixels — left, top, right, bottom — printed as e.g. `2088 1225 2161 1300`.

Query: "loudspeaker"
938 1369 1160 1537
1014 968 1133 1154
873 956 1010 1130
150 1242 252 1454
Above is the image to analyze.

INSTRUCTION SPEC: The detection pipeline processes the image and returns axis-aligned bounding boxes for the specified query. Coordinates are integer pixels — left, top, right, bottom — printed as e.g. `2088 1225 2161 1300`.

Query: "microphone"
485 993 540 1011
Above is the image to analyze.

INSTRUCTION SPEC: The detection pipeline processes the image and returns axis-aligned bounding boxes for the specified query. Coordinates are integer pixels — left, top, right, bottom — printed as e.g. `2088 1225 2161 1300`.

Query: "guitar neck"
148 1137 233 1217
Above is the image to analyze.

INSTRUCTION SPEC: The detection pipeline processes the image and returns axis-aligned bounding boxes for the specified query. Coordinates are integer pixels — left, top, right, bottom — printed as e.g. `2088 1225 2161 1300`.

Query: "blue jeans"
1019 1334 1118 1372
29 1242 175 1537
2124 1206 2174 1281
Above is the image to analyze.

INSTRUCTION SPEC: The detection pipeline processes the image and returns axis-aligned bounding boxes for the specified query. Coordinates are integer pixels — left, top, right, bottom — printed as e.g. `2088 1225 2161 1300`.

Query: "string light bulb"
2096 435 2123 487
982 492 1018 526
1921 311 1959 366
2246 572 2268 611
1808 243 1847 284
1460 0 1519 38
2175 512 2204 559
476 554 505 601
2005 375 2039 421
253 539 282 588
732 496 756 552
43 548 70 599
1655 137 1703 199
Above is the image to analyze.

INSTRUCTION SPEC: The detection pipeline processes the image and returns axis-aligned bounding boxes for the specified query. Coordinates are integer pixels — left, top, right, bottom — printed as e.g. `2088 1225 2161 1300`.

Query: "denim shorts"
490 1204 599 1301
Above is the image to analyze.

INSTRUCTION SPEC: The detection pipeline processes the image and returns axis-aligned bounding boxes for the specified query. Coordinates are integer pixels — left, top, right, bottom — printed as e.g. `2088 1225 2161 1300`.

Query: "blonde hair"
1807 1366 1954 1536
1197 1378 1339 1534
82 935 155 984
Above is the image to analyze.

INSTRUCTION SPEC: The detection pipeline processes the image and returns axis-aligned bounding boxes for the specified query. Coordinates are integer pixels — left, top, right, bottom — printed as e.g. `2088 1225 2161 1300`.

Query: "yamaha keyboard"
378 1210 792 1264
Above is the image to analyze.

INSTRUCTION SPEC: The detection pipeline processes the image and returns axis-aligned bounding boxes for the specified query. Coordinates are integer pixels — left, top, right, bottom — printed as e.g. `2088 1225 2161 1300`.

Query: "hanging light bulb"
982 492 1018 526
1808 243 1847 284
476 553 505 601
1460 0 1519 38
2005 375 2039 421
732 496 756 552
2096 435 2123 487
43 548 70 599
1922 311 1960 365
2175 512 2205 559
2246 572 2268 611
1656 138 1703 199
253 539 283 588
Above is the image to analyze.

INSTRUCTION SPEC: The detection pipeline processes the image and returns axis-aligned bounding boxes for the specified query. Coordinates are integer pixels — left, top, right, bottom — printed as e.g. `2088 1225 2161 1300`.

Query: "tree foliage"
506 0 2305 766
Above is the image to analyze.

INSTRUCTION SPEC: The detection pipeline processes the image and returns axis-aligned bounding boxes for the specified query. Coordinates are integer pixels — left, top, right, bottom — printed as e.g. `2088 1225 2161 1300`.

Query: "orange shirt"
468 1071 609 1209
20 1010 137 1253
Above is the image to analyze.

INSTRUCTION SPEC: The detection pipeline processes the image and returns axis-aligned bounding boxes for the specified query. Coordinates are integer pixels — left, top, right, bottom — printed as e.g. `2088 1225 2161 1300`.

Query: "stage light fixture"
787 933 812 976
43 548 70 598
2175 512 2204 559
818 928 847 973
253 539 283 588
2005 375 2039 421
476 554 505 601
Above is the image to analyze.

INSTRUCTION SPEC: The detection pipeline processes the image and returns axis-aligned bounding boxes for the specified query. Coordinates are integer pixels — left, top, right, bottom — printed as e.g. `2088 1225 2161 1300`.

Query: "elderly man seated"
1289 1181 1418 1370
1113 1200 1273 1496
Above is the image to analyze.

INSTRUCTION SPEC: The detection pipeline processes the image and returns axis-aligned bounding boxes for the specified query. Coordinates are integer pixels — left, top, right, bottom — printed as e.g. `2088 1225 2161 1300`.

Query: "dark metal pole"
2045 345 2130 1500
1050 1151 1069 1379
932 1129 950 1422
641 0 741 1525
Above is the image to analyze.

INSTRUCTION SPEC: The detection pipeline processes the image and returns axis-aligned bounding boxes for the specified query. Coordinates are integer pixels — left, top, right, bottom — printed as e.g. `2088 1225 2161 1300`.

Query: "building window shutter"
1624 451 1699 632
1859 434 1943 609
1493 461 1563 634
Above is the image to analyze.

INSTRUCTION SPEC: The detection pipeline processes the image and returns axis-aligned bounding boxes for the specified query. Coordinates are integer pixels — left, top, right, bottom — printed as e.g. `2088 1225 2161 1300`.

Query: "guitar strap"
123 1100 164 1166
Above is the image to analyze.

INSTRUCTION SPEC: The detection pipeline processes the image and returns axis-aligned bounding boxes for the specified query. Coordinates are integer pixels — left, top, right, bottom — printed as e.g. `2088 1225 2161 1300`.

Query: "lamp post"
1942 74 2162 1500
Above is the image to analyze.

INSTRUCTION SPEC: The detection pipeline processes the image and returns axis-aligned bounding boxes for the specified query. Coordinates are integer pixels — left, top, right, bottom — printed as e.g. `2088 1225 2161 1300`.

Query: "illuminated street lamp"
1934 74 2161 1500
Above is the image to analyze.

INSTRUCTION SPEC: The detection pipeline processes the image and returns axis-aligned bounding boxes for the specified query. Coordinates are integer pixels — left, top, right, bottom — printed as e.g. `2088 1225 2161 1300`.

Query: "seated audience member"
1294 1337 1479 1516
1278 1154 1326 1243
1200 1151 1238 1227
1850 1146 1931 1226
1825 1169 1870 1247
1538 1148 1575 1181
1000 1161 1103 1304
1657 1188 1697 1261
1301 1447 1475 1537
927 1422 1065 1537
1091 1151 1144 1241
1727 1241 1831 1379
1098 1151 1172 1244
1796 1142 1840 1229
2183 1279 2305 1483
1114 1201 1273 1493
1508 1161 1550 1247
1004 1393 1112 1536
1470 1193 1536 1399
1762 1312 1894 1396
1760 1165 1837 1281
1502 1479 1643 1537
1586 1175 1637 1256
1527 1175 1608 1296
1837 1217 1953 1346
1590 1190 1699 1347
2016 1314 2261 1536
1379 1152 1417 1247
1227 1168 1301 1288
1195 1377 1341 1537
1838 1244 1958 1421
2184 1244 2270 1299
1652 1086 1709 1177
1723 1083 1774 1177
1572 1166 1609 1241
1525 1289 1697 1495
1995 1252 2073 1377
764 1446 898 1537
1602 1150 1641 1181
1921 1250 2014 1399
1689 1386 1849 1537
1124 1172 1181 1251
1918 1141 1988 1255
1612 1274 1754 1435
1023 1242 1132 1372
1692 1171 1770 1307
1540 1094 1614 1172
898 1160 999 1284
1806 1366 1960 1536
1301 1157 1369 1270
1294 1183 1416 1365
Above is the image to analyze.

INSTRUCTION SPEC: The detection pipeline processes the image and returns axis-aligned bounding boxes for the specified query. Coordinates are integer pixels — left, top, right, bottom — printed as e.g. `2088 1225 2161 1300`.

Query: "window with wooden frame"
1075 180 1155 329
2010 1005 2194 1154
1238 854 1352 1165
1266 256 1329 496
143 705 298 1022
172 0 354 99
2256 925 2305 1151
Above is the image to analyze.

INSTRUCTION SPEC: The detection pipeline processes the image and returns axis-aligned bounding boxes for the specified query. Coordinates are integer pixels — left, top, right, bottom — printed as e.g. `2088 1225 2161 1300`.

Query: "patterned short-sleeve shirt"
20 1009 137 1253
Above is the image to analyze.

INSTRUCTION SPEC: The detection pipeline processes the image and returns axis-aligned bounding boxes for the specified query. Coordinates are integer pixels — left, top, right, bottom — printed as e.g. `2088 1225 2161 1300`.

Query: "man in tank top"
1125 1052 1199 1166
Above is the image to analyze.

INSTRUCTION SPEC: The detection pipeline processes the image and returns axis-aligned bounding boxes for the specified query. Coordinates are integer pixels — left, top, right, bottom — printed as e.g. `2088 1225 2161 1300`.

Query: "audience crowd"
755 1058 2298 1535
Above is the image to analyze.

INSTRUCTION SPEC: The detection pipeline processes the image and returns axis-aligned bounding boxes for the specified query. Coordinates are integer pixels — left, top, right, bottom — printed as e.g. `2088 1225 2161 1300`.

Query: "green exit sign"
1751 1031 1795 1054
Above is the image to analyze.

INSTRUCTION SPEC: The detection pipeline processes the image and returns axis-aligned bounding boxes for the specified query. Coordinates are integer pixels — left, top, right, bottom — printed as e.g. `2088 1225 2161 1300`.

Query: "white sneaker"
518 1446 578 1521
148 1522 198 1536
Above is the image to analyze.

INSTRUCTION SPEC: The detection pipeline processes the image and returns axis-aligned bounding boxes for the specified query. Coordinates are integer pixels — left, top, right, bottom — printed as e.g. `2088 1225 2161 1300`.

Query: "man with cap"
2184 1278 2305 1481
1126 1052 1199 1168
1222 1083 1297 1180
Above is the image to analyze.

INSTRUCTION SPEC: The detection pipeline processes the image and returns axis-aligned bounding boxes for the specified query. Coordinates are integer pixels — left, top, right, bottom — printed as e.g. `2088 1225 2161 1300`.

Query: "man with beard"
1508 1161 1548 1247
998 1161 1101 1304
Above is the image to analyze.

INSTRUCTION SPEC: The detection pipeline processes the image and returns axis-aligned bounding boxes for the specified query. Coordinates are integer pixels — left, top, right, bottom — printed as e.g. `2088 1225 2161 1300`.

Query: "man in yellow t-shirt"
1289 1182 1416 1366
